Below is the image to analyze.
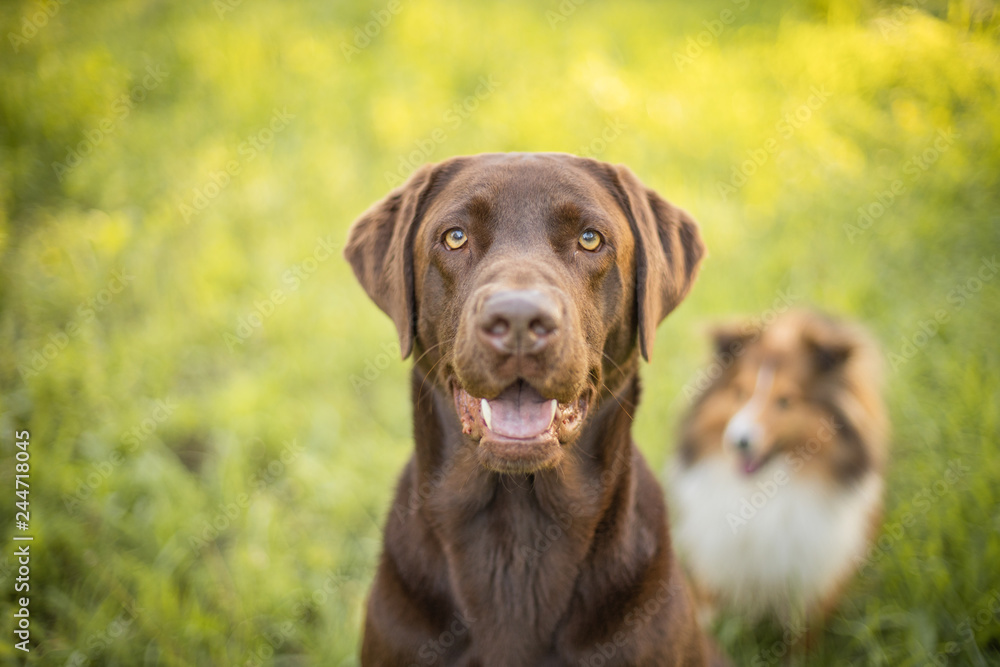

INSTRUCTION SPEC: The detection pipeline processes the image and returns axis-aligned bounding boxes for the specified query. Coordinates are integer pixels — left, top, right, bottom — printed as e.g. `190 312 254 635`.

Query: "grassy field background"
1 0 998 664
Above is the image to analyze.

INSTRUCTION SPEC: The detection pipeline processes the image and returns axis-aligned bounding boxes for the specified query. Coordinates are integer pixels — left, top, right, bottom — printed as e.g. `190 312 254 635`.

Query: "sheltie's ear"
802 321 856 372
709 321 759 358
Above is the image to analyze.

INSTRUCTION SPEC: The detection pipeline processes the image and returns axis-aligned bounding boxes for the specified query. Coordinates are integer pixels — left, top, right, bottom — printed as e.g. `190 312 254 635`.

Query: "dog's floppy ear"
344 163 450 359
710 320 759 358
801 318 857 373
608 164 706 361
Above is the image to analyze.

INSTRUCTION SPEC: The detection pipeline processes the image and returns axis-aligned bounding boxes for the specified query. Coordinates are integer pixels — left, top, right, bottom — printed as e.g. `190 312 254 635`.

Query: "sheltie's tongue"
741 452 769 475
481 381 557 440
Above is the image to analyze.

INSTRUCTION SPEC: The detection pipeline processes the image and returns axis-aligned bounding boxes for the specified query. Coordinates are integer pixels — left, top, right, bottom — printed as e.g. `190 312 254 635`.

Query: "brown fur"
346 153 724 665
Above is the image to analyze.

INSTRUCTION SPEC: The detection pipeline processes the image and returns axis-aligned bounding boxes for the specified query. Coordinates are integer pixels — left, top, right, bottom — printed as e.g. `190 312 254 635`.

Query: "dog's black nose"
737 436 751 450
478 289 560 355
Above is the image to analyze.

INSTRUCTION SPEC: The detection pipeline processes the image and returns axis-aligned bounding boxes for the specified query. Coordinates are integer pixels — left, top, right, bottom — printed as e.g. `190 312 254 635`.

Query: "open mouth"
738 450 773 475
741 456 762 475
453 379 588 472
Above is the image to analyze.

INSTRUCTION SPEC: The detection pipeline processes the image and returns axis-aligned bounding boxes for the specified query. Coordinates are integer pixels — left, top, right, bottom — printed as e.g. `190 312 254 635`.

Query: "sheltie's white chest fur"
669 457 881 620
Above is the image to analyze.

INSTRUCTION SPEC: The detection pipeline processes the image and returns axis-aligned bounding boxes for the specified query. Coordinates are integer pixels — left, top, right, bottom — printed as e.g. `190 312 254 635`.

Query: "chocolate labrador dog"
346 153 714 666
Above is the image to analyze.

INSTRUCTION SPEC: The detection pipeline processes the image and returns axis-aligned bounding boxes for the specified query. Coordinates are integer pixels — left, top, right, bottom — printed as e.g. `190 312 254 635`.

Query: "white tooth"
548 399 557 423
481 399 493 431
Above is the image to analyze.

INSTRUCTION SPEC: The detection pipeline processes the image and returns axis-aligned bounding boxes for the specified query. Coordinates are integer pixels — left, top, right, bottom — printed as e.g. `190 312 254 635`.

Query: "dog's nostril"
488 319 510 337
529 319 554 337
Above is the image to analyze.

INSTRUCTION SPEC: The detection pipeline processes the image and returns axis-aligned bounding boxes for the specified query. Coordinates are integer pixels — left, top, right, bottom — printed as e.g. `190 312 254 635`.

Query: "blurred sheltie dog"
668 310 888 625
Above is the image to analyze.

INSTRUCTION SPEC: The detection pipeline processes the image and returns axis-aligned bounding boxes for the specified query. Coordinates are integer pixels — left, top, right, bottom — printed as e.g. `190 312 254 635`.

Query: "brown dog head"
346 153 705 473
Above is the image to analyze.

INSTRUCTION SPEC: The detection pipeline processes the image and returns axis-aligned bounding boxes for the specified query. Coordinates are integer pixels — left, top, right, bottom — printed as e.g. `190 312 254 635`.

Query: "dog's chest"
668 457 881 616
432 483 595 660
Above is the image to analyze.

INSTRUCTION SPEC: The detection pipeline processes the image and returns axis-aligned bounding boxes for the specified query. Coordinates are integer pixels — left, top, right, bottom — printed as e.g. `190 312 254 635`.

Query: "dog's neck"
407 367 646 661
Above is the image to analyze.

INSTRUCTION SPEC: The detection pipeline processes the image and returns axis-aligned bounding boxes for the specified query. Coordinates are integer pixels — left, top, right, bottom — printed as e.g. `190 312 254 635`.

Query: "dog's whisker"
412 337 454 370
458 459 479 495
592 344 627 380
598 380 634 422
417 352 452 402
413 338 455 401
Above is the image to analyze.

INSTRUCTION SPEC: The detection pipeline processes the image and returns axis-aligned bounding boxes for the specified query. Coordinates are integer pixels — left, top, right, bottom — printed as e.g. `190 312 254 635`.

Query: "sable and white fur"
668 310 888 624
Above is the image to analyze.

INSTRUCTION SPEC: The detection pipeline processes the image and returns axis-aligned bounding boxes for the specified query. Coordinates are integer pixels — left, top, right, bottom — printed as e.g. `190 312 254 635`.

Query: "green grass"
1 0 998 664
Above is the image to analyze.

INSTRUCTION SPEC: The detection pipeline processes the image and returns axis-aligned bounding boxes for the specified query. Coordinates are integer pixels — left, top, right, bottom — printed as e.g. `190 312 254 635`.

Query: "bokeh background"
1 0 999 664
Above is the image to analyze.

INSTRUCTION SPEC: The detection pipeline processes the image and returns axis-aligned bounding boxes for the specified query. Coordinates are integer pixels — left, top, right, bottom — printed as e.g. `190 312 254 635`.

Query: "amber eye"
776 396 791 409
443 228 467 250
579 229 603 252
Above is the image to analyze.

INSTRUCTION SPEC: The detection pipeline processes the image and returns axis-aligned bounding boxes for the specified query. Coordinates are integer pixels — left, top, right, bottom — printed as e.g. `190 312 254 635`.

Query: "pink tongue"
487 382 556 439
742 456 761 475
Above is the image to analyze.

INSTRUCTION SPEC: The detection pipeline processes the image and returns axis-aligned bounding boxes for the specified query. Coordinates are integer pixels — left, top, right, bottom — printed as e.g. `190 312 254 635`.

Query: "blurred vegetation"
1 0 998 664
